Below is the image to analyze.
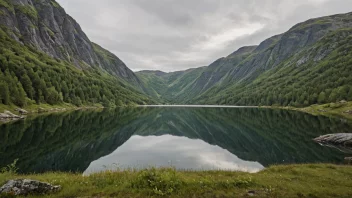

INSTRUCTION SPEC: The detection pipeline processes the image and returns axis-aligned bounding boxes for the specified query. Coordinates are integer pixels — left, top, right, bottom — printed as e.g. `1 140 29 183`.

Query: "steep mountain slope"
136 67 205 102
139 12 352 106
193 13 352 106
0 0 153 107
0 0 141 86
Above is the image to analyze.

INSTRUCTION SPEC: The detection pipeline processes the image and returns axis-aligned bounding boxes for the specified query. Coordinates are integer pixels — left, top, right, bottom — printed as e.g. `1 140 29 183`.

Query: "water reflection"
0 107 351 174
84 135 264 175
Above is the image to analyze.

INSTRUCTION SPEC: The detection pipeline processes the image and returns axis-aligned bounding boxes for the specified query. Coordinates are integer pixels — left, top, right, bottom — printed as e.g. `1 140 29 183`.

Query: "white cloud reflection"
84 135 264 175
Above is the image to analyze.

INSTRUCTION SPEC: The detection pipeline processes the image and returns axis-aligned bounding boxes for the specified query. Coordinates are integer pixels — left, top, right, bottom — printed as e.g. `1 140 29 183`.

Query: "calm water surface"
0 107 351 174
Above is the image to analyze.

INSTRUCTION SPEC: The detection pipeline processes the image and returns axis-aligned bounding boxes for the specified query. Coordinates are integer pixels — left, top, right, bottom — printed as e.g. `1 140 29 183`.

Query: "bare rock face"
0 179 61 196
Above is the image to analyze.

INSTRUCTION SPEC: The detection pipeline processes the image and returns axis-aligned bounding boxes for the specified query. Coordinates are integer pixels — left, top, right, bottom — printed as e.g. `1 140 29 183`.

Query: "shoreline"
1 101 351 124
1 164 352 197
140 103 352 120
262 101 352 121
0 103 104 124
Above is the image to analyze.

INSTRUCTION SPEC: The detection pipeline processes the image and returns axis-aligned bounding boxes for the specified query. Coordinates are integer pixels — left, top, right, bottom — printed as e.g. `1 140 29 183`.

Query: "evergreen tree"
318 92 326 104
20 73 35 100
0 82 10 105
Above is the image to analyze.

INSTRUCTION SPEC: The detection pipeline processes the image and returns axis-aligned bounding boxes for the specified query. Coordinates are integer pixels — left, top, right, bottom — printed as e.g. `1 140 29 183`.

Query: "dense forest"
0 28 154 108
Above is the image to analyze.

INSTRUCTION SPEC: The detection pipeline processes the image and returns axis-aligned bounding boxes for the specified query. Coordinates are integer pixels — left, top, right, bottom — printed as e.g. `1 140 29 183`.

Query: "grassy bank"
0 103 104 115
1 164 352 197
263 101 352 121
295 101 352 120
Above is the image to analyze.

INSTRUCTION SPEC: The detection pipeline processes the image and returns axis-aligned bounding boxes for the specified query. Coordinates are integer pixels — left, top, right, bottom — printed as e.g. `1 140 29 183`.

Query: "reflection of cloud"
84 135 264 175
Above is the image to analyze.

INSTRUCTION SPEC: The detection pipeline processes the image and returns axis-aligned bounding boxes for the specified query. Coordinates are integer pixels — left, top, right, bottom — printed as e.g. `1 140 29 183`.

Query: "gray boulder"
314 133 352 154
314 133 352 146
0 179 61 196
0 111 23 120
344 110 352 115
15 108 28 115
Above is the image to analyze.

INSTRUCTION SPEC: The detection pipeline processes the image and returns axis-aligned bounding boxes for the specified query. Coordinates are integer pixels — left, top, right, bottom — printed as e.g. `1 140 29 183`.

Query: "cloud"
56 0 352 72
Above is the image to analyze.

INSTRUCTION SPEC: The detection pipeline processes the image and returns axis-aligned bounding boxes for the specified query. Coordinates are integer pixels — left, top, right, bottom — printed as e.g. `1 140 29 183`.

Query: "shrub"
131 168 184 196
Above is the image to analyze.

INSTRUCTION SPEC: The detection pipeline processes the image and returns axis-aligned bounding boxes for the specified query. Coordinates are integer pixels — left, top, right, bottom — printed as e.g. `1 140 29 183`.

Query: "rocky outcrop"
0 179 61 196
15 108 28 115
314 133 352 153
0 0 141 86
314 133 352 146
92 43 143 89
0 111 24 122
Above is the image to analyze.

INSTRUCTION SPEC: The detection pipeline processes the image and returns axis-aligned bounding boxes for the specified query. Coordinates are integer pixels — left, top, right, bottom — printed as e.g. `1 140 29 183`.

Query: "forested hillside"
136 67 205 102
0 0 154 108
0 28 153 107
139 12 352 107
194 28 352 106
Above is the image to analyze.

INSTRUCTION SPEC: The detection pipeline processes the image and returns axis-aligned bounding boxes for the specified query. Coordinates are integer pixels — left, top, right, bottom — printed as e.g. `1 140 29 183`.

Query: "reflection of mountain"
0 109 143 173
0 108 350 173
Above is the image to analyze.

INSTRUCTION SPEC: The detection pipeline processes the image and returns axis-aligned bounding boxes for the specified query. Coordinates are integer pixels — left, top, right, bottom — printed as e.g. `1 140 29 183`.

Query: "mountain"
136 67 205 102
139 12 352 107
0 0 152 107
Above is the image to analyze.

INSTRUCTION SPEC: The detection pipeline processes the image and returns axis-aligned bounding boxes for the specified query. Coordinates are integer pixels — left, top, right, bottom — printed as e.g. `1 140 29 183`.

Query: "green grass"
260 102 352 121
280 102 352 120
0 164 352 197
297 101 352 120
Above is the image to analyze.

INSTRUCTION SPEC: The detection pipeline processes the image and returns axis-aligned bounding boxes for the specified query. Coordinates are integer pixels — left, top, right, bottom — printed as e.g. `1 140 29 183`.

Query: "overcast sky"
56 0 352 72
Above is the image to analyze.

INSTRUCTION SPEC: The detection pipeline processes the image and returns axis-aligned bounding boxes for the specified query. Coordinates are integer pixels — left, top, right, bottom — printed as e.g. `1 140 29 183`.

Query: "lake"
0 107 351 175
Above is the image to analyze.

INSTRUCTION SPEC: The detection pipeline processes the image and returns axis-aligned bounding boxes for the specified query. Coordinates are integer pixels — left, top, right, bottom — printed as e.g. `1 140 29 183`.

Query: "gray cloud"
56 0 352 72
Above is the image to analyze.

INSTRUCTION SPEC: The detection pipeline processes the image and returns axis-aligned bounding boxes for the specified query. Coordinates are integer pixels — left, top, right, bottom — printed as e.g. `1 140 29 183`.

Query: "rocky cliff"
0 0 140 85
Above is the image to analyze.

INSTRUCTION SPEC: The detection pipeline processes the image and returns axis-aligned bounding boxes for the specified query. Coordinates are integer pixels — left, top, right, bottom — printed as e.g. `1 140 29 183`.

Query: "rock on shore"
314 133 352 153
0 111 25 122
0 179 61 196
314 133 352 146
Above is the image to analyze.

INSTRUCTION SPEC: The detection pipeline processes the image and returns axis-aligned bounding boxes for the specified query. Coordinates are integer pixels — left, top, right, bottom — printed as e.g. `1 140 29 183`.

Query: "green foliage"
0 0 14 13
136 67 205 103
0 159 18 174
131 168 184 196
0 81 10 105
1 164 352 197
50 0 60 8
14 5 38 21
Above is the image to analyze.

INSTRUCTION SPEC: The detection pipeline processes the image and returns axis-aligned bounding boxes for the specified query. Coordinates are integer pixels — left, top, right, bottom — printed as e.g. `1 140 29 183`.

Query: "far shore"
1 101 351 124
139 105 259 108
